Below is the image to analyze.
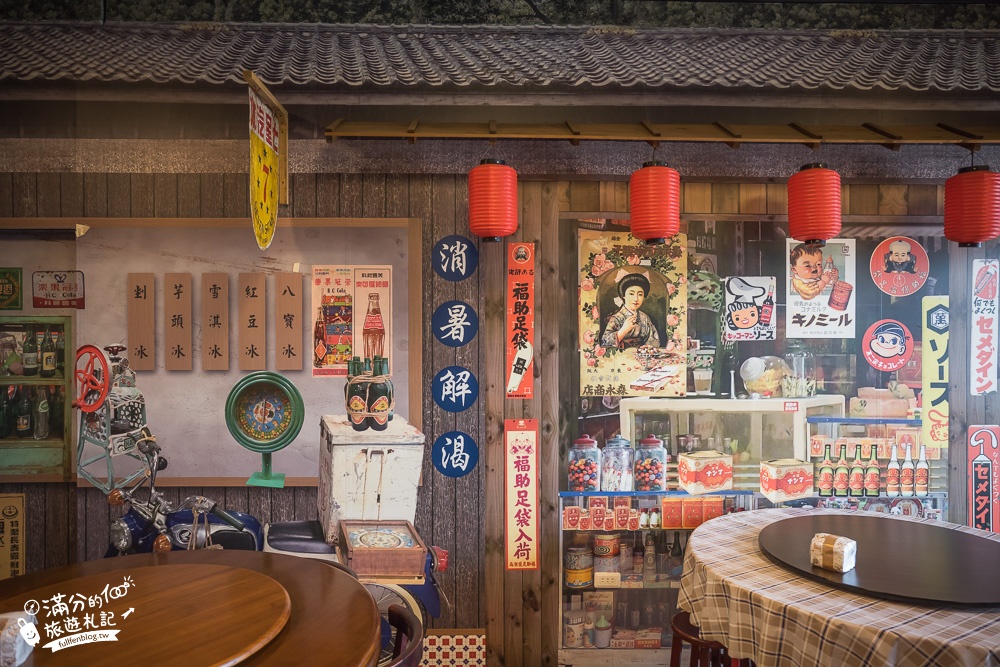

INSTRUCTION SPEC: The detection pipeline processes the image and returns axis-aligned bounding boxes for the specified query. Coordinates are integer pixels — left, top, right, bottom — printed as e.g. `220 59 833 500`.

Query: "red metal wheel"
74 345 109 413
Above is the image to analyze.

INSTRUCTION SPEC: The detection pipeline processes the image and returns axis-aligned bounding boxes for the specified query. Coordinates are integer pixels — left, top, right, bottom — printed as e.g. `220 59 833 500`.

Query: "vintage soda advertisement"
971 259 999 396
578 229 687 397
785 238 856 338
311 265 392 377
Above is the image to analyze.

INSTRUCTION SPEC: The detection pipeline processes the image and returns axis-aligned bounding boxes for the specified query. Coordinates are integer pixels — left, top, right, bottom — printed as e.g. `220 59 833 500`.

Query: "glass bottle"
22 327 38 376
634 434 667 492
0 385 10 438
669 531 683 579
49 386 64 439
643 531 656 580
632 535 644 575
55 326 65 374
314 307 327 368
14 387 32 437
900 444 915 497
367 358 390 431
915 445 929 497
347 363 369 432
600 435 633 492
760 285 775 326
849 444 865 498
33 386 49 440
833 444 849 497
568 434 601 492
817 444 834 497
40 327 56 378
886 444 901 498
864 445 881 497
362 293 385 360
782 339 816 398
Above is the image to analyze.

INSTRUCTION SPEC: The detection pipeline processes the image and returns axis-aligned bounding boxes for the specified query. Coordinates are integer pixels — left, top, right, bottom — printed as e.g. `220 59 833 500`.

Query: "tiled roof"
1 21 998 95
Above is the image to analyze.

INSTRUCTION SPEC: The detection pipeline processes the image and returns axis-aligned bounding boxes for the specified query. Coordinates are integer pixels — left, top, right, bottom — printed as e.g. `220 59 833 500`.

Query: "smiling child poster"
578 229 687 397
723 276 776 341
785 238 856 339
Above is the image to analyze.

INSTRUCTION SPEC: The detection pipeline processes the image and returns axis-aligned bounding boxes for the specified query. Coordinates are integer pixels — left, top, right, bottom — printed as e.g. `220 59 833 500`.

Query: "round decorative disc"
225 371 304 453
349 527 415 549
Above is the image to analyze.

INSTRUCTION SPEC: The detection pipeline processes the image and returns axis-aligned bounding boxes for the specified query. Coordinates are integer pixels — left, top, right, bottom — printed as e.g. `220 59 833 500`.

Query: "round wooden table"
0 550 380 667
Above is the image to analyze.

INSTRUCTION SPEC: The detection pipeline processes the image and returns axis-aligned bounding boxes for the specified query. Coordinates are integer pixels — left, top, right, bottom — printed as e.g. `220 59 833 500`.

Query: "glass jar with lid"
740 355 788 397
600 435 633 492
782 340 817 397
567 434 601 492
634 434 668 492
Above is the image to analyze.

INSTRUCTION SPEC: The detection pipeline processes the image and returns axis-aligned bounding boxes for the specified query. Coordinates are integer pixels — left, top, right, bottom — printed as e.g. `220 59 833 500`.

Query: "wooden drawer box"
337 520 428 580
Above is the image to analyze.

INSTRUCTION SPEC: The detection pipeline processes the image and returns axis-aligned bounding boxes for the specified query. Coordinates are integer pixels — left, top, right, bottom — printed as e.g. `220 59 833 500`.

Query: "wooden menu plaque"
164 273 192 371
126 272 155 371
275 272 303 371
201 273 230 371
238 273 266 371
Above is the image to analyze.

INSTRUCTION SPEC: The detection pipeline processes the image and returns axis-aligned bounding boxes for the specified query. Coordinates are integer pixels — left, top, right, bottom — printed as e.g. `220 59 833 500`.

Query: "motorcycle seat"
266 520 338 555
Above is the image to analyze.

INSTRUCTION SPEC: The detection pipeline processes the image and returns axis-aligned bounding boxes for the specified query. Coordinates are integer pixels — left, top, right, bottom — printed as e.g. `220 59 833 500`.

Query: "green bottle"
367 358 390 431
0 386 11 438
40 327 57 378
22 327 38 376
347 359 369 432
14 387 32 437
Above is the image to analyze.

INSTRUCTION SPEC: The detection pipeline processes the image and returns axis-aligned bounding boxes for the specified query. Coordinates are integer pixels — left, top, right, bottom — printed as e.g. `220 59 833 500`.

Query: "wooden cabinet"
0 315 73 481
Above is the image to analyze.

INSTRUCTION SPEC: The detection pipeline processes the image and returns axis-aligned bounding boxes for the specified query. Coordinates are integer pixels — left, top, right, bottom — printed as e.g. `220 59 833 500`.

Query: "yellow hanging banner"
921 296 949 450
248 87 279 250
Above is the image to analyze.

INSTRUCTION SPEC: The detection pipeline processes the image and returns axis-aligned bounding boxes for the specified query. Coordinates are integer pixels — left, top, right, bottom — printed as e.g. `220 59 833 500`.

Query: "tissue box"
810 532 857 573
759 459 814 503
678 452 733 495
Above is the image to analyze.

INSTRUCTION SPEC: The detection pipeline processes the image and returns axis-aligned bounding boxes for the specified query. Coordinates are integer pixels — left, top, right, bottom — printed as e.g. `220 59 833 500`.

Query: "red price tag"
783 401 799 412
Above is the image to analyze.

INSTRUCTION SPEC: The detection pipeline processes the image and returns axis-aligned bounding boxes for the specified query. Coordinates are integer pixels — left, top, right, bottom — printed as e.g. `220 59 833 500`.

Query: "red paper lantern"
787 163 842 246
468 159 518 242
629 161 680 245
944 165 1000 248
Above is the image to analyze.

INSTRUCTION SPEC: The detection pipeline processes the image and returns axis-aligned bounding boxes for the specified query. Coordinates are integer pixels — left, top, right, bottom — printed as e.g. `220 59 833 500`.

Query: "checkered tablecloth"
677 507 1000 667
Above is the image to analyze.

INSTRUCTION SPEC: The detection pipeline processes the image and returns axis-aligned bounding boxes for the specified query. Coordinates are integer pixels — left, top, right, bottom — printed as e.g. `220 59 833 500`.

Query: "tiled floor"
420 631 486 666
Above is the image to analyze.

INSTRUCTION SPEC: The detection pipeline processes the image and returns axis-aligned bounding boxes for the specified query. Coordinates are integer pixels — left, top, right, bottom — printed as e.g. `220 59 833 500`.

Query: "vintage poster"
862 319 913 373
0 494 25 579
0 268 22 310
722 276 776 341
578 230 687 397
505 418 539 570
248 87 279 250
32 270 84 309
869 236 930 298
785 239 856 338
968 425 1000 533
971 259 999 396
506 242 535 398
311 265 392 377
922 297 950 450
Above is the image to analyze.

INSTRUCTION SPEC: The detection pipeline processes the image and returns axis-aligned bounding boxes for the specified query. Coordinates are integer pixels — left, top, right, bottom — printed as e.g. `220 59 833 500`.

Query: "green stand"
246 452 286 488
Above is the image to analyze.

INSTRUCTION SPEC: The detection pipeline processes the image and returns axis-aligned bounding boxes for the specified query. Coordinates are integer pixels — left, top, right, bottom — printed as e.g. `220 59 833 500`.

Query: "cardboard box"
635 627 663 649
620 574 644 589
810 434 832 458
682 498 704 529
702 496 725 522
760 459 814 503
610 628 636 649
337 519 428 579
319 415 425 544
583 590 615 619
678 452 733 495
563 505 581 530
588 496 609 510
661 497 683 529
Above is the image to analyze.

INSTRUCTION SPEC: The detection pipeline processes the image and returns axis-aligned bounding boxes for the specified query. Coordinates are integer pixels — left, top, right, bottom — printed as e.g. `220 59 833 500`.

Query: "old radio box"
319 415 425 544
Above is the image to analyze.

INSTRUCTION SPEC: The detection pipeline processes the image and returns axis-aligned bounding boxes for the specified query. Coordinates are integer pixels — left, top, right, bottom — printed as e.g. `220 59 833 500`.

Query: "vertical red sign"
505 418 539 569
968 425 1000 533
506 242 535 399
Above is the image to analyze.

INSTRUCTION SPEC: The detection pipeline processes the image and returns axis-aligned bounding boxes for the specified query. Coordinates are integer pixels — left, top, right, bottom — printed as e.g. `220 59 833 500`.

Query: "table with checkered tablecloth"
677 507 1000 667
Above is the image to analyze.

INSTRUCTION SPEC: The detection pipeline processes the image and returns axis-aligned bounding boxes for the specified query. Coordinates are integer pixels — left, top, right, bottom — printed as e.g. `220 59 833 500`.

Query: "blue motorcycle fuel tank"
166 509 263 551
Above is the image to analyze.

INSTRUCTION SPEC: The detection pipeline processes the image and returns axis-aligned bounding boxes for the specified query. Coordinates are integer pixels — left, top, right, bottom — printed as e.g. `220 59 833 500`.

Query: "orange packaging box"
579 510 592 530
590 507 606 527
613 496 632 510
661 497 683 529
682 497 704 529
702 496 725 522
588 496 609 510
635 627 663 649
614 506 631 531
563 506 581 530
678 452 733 495
810 434 832 458
759 459 814 503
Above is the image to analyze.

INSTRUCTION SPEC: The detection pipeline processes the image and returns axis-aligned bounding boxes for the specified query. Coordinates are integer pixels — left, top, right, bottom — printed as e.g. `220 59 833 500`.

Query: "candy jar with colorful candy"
567 434 601 492
634 434 667 492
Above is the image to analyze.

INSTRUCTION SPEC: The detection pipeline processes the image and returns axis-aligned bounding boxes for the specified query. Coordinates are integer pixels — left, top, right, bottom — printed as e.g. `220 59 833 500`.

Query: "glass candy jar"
782 340 817 397
634 434 668 492
601 435 633 492
568 434 601 492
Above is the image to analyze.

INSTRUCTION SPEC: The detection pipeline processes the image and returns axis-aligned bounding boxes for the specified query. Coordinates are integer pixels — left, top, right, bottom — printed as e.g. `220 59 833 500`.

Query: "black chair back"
387 603 424 667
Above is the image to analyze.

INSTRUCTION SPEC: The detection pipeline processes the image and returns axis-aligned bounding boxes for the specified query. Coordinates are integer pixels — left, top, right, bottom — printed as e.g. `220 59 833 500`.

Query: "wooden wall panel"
131 174 155 217
766 183 787 214
316 173 340 217
12 173 37 217
154 173 178 217
292 173 316 218
878 184 908 216
683 182 712 213
341 173 364 217
739 183 767 214
568 180 599 212
60 173 84 217
849 183 879 215
164 273 193 371
223 173 248 218
177 174 201 217
0 173 13 217
107 173 131 217
36 173 60 217
711 182 740 213
363 174 387 218
908 184 938 216
201 173 224 217
83 173 108 217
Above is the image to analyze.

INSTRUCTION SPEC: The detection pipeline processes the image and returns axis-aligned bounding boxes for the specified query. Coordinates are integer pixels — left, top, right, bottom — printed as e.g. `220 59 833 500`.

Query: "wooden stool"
670 611 753 667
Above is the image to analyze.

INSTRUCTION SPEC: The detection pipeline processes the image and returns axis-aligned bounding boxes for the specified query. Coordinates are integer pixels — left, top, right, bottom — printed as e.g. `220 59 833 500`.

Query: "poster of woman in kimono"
579 229 687 396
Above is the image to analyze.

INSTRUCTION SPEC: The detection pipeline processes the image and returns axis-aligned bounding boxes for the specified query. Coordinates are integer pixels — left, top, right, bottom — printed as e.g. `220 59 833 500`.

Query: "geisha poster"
578 229 687 397
785 239 856 339
311 265 392 377
722 277 776 341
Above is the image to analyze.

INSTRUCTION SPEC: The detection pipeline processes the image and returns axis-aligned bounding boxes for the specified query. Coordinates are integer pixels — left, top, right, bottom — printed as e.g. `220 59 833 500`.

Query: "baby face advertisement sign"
578 229 687 397
785 239 856 339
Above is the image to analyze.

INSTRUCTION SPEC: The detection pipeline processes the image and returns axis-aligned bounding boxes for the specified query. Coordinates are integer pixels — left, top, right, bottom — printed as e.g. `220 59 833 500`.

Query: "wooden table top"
0 550 380 667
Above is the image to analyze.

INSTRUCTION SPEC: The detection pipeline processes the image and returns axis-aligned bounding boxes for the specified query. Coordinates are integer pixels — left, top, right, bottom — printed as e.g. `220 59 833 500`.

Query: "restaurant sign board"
505 419 539 570
968 425 1000 533
971 259 999 396
506 243 535 398
921 297 949 450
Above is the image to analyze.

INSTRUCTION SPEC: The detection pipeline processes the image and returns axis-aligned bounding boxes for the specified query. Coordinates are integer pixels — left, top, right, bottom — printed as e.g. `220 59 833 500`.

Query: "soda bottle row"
0 385 64 440
3 326 66 378
345 355 394 432
817 442 929 499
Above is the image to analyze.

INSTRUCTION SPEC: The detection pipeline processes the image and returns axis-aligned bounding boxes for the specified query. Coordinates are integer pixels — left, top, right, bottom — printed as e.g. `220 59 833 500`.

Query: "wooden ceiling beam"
323 119 1000 145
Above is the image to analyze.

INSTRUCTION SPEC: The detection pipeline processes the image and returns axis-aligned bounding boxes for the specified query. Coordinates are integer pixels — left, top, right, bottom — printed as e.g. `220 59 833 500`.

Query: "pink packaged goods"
760 459 815 503
678 452 733 494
